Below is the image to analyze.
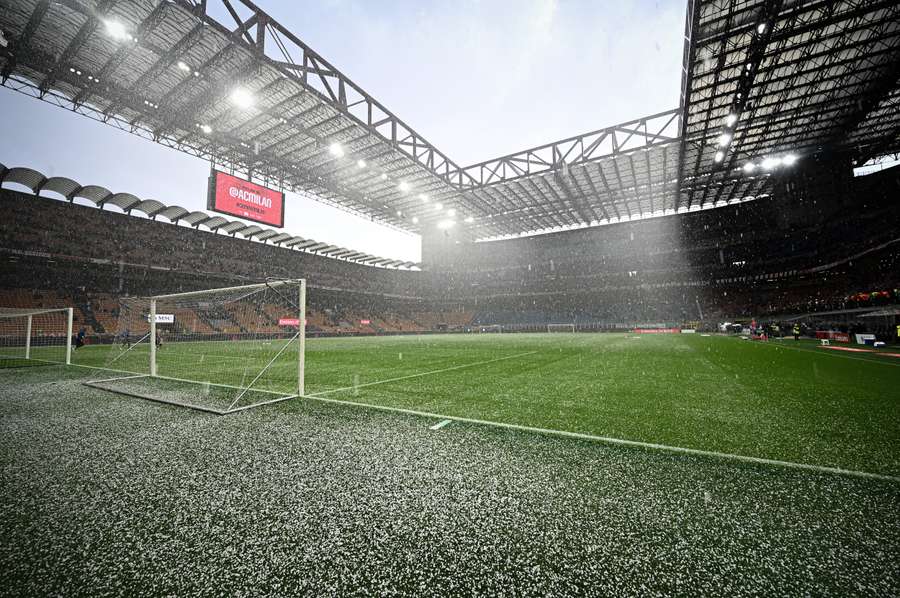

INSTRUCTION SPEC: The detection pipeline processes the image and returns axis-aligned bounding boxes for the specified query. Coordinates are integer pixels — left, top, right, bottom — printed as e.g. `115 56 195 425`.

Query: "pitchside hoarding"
207 170 285 228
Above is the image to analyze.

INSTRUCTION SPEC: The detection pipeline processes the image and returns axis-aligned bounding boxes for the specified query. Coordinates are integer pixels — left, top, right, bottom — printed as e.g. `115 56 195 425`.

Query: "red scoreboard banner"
207 170 285 227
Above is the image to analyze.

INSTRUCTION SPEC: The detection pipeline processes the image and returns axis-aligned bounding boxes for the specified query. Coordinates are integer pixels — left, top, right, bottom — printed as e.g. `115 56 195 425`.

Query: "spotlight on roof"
743 162 756 173
464 216 474 224
437 219 455 230
412 216 419 224
356 159 367 169
104 19 129 41
398 181 410 192
176 61 190 72
200 124 212 134
714 150 724 163
761 156 779 170
718 133 732 147
328 142 344 158
756 22 767 34
446 208 456 217
726 112 738 127
229 87 255 109
782 153 798 166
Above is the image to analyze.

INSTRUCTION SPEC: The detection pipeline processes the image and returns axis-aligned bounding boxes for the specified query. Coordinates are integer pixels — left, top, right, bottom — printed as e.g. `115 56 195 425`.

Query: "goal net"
0 307 73 368
547 323 576 333
84 280 306 414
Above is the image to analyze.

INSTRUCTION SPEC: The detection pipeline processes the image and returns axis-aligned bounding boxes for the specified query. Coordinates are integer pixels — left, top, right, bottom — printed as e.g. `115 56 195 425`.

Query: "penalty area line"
303 395 900 484
307 351 539 397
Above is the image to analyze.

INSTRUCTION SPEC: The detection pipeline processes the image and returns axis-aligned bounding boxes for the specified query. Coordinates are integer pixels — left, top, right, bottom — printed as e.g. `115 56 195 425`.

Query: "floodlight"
200 124 212 134
357 159 367 169
437 219 455 230
104 19 129 41
761 157 779 170
718 133 732 147
396 210 402 217
743 162 756 173
726 113 738 127
435 203 443 210
229 87 254 109
328 142 344 158
757 23 767 34
176 61 190 72
412 216 419 224
380 173 388 180
464 216 474 223
782 153 798 166
419 194 429 202
714 150 724 162
446 208 456 217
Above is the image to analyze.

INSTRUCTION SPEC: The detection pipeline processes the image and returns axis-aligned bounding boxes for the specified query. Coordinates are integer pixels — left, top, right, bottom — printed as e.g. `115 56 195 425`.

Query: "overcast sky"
0 0 686 262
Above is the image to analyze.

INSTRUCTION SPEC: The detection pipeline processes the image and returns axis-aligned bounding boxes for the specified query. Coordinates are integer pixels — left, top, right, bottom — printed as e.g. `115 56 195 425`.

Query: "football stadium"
1 0 899 595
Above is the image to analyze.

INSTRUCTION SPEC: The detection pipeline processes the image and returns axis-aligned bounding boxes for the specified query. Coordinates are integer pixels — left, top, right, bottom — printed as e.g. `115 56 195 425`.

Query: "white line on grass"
307 351 539 397
303 394 900 484
429 419 452 431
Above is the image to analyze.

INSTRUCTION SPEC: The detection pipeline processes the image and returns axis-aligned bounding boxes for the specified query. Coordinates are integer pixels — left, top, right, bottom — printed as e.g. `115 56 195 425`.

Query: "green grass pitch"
3 332 900 595
51 332 900 477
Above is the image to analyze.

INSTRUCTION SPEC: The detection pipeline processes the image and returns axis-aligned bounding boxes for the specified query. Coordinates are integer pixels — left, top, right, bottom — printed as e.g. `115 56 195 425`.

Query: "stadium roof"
1 0 898 241
0 162 420 270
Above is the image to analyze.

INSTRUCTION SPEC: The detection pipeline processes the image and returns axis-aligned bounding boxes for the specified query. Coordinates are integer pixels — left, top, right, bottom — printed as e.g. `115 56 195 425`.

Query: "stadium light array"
782 153 798 166
328 142 344 158
229 87 255 109
714 150 724 162
718 133 732 147
743 162 756 173
761 156 779 170
726 112 738 127
104 19 131 42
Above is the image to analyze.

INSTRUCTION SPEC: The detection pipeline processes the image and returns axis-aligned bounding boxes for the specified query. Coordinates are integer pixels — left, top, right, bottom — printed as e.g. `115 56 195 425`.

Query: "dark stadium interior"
2 159 898 341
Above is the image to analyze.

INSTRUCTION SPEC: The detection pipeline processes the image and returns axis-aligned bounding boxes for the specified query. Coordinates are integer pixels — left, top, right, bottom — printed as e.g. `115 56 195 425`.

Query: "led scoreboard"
207 169 285 228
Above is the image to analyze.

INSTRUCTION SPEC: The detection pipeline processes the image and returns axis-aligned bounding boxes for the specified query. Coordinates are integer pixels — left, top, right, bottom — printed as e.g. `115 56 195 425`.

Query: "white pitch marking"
430 419 452 431
307 351 538 397
304 394 900 484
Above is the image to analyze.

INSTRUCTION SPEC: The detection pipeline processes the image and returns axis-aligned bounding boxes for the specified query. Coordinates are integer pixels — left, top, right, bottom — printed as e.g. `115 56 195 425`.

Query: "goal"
84 280 306 414
547 323 576 333
0 307 73 368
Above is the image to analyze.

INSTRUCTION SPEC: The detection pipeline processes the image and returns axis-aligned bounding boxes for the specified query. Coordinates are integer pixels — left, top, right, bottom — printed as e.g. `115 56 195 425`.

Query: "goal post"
85 279 306 414
0 307 73 368
547 323 576 333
